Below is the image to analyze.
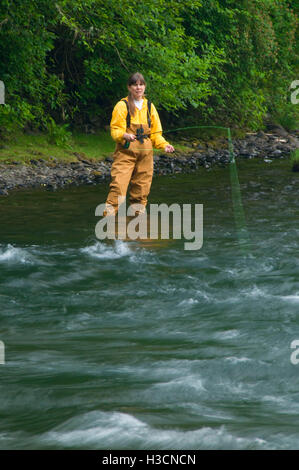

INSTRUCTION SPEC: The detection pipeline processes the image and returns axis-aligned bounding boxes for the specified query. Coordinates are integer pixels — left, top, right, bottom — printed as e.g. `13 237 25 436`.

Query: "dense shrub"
0 0 297 137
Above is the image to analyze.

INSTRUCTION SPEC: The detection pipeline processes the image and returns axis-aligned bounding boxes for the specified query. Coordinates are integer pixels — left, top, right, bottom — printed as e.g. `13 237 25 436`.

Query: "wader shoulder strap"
121 98 151 129
121 99 130 128
147 100 152 129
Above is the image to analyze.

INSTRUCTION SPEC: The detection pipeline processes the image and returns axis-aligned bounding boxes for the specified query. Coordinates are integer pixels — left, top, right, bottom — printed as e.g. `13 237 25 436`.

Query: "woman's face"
128 80 146 100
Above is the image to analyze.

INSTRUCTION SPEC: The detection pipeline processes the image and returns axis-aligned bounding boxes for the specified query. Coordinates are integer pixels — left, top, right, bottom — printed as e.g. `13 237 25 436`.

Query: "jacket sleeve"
110 101 127 143
150 103 170 150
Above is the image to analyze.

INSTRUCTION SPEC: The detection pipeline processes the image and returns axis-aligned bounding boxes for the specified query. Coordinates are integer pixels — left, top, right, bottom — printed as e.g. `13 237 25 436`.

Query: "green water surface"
0 159 298 449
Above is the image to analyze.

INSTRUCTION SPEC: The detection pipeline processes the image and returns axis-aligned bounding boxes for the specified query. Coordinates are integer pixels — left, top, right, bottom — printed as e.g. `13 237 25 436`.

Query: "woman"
103 72 174 217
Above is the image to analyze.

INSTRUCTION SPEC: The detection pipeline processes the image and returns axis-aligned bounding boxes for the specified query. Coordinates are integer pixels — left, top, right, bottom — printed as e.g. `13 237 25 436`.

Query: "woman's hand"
165 144 175 153
123 132 136 142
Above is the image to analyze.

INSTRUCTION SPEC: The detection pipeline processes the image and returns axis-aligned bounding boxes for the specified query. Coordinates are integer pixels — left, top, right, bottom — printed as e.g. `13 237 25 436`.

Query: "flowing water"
0 159 298 450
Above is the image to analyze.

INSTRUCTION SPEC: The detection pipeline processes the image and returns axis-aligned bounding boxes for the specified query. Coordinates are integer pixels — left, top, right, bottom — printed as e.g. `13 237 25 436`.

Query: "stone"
288 135 299 147
256 130 268 139
268 125 289 137
271 149 282 156
193 152 205 159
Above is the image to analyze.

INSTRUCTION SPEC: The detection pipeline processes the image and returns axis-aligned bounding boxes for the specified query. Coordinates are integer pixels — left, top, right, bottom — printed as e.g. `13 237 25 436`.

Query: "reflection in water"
97 214 181 250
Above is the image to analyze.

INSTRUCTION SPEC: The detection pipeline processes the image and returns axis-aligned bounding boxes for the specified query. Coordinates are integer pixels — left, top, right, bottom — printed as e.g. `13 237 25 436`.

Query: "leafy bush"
45 116 73 148
0 0 297 135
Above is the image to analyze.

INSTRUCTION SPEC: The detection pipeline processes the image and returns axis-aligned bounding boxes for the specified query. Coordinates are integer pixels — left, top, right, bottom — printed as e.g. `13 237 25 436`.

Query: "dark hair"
128 72 146 87
127 72 146 117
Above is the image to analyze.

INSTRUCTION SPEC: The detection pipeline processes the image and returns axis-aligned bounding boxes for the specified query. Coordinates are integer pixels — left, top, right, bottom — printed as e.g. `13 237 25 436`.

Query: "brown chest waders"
104 100 153 216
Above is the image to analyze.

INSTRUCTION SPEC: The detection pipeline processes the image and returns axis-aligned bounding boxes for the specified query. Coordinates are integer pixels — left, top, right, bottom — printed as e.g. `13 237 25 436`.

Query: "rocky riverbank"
0 125 298 196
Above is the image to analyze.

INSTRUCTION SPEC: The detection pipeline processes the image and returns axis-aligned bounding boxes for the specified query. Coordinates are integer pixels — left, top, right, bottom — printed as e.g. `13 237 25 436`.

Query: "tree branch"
113 45 129 72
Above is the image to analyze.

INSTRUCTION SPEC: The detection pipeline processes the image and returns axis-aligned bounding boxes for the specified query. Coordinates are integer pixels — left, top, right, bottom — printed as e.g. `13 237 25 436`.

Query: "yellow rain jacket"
110 96 170 149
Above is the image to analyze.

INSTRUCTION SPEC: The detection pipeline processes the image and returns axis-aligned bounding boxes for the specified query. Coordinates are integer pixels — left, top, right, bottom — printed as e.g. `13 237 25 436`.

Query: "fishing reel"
136 126 149 144
123 125 149 149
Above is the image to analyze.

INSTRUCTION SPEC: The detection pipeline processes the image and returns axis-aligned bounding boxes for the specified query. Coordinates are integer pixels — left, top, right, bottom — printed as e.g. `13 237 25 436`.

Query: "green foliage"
0 0 297 135
0 0 64 134
180 0 298 129
45 116 73 148
290 149 299 163
0 101 34 138
52 0 224 119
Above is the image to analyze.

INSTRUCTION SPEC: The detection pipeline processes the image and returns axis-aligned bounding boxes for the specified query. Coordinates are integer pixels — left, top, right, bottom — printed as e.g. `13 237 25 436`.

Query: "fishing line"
226 127 251 254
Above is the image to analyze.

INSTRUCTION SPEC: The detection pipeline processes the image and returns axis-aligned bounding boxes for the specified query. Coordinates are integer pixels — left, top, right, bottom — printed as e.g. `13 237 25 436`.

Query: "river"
0 158 298 449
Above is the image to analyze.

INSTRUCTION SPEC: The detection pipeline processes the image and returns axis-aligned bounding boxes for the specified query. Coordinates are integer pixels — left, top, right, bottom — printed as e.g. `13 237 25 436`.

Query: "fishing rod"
122 125 231 149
